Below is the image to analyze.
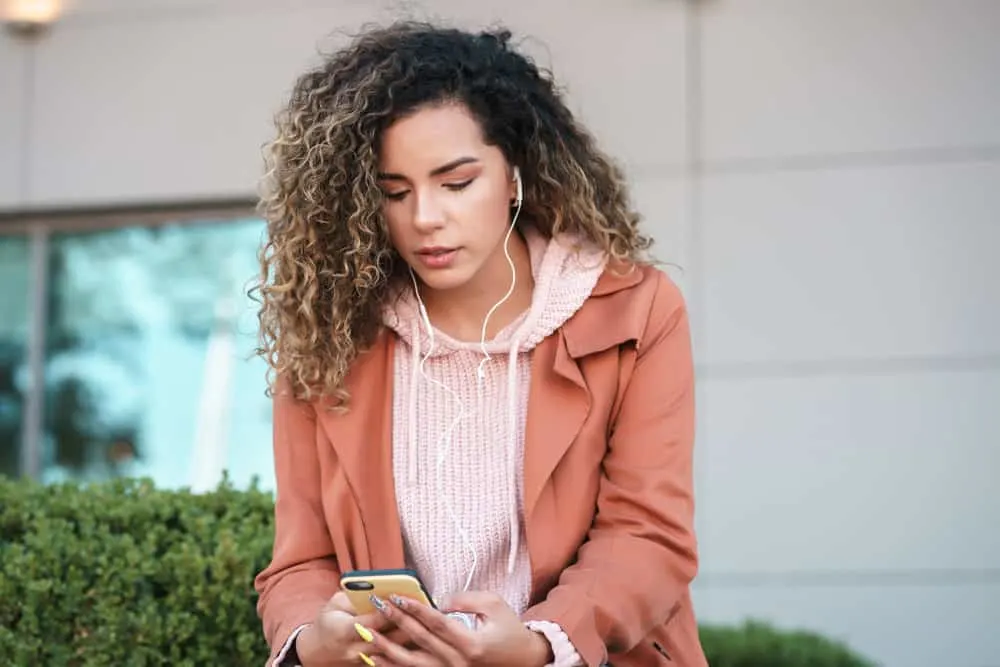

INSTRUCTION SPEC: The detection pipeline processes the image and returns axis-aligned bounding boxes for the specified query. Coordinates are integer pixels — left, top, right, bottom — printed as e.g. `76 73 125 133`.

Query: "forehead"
378 103 491 169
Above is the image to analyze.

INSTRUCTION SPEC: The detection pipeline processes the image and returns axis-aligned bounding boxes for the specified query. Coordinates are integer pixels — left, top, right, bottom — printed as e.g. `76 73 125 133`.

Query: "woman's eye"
383 190 409 201
444 178 474 192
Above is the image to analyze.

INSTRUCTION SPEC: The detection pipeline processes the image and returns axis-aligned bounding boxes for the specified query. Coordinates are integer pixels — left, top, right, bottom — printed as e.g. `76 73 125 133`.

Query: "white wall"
2 1 998 665
692 4 1000 667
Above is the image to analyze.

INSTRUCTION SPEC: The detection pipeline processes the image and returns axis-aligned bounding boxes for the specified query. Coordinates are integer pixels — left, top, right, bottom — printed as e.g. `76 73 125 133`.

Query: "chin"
414 268 474 293
410 259 481 293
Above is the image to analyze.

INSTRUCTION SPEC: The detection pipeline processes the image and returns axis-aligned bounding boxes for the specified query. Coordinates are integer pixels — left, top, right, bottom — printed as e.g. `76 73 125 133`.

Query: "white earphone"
409 164 526 593
475 166 523 380
513 166 523 207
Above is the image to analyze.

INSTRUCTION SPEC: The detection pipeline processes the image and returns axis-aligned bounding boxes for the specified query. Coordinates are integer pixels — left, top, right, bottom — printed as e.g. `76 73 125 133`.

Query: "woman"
253 21 705 667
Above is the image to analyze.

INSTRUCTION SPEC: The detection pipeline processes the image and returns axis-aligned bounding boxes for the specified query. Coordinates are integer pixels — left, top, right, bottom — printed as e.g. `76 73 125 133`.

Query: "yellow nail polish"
358 651 376 666
355 623 374 643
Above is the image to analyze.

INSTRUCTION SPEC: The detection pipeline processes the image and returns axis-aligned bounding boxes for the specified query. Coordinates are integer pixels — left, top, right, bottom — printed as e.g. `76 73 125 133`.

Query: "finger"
365 629 433 667
357 610 395 633
323 611 390 650
381 595 471 659
340 638 389 663
441 591 506 615
369 659 407 667
304 622 382 663
328 593 401 632
385 626 414 647
352 618 403 654
393 596 470 637
327 591 355 613
317 609 358 645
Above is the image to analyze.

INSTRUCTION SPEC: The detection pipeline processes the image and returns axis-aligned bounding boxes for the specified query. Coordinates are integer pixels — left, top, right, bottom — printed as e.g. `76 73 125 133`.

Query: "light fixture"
1 0 62 39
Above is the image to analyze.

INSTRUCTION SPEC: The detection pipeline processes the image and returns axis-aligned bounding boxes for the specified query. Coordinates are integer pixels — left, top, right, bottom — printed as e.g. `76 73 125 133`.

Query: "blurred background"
0 0 997 665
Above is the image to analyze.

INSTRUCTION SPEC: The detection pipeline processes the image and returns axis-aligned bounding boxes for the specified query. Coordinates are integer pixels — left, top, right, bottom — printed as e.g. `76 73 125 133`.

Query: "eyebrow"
377 156 480 181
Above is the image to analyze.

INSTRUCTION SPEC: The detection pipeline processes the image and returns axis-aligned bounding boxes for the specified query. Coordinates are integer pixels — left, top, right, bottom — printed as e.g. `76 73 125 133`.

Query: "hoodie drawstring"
407 320 422 485
505 342 522 575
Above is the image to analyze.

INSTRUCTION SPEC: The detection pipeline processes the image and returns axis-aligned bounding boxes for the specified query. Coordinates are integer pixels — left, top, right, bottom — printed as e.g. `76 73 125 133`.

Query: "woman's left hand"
362 591 551 667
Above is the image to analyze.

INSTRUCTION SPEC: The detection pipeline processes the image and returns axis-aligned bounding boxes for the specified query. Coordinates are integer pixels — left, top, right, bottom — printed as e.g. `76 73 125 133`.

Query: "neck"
419 230 535 342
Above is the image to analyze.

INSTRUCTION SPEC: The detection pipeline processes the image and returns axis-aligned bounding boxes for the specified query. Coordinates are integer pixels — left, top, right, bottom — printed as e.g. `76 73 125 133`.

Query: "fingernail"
354 622 374 643
358 652 376 666
369 594 389 613
389 594 406 608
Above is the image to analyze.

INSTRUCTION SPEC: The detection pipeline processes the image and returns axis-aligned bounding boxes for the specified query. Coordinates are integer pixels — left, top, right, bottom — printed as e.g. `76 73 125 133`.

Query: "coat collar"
560 261 646 358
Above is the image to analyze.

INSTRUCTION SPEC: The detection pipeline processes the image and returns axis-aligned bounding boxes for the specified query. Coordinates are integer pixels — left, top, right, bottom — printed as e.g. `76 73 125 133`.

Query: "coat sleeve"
254 381 342 666
522 273 699 666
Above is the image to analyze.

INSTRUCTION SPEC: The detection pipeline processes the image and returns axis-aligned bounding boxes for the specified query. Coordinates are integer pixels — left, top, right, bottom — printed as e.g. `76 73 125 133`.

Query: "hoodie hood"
383 226 607 353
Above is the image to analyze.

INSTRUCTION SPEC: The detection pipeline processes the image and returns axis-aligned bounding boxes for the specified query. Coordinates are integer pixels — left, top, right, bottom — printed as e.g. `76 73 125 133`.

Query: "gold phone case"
340 568 435 615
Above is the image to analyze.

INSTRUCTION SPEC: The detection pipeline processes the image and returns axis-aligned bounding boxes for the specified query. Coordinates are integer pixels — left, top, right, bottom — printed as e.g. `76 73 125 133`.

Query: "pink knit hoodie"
382 228 606 664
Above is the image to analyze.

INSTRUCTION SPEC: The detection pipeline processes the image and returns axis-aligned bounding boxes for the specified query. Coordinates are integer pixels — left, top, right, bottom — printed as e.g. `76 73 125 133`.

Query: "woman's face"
378 102 518 294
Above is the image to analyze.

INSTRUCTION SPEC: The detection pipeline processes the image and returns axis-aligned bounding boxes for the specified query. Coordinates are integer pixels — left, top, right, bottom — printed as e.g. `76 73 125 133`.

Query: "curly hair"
254 20 652 405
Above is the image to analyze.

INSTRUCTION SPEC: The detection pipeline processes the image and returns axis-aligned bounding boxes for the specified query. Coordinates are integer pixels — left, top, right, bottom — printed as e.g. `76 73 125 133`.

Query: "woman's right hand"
296 592 396 666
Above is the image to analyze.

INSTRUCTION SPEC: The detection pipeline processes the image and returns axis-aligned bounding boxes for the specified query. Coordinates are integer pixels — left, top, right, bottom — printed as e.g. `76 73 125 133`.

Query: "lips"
415 246 459 269
417 246 456 256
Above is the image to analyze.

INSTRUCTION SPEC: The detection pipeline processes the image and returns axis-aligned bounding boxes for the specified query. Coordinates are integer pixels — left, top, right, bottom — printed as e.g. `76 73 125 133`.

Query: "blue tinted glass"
42 218 274 491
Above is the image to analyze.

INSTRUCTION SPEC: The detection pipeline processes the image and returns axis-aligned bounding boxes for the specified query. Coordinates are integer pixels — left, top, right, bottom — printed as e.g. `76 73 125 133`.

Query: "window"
2 206 276 492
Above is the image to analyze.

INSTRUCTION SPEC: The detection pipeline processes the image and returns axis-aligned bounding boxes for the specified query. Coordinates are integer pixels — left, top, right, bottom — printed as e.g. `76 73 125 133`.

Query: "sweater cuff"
272 623 311 667
525 620 585 667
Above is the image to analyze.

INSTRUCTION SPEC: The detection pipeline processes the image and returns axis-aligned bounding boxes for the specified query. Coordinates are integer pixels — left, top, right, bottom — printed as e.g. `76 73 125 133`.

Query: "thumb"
326 591 355 613
441 591 508 615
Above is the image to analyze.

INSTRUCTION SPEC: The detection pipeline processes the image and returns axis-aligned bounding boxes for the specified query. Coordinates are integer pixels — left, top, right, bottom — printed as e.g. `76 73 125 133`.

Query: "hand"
296 592 404 667
361 591 552 667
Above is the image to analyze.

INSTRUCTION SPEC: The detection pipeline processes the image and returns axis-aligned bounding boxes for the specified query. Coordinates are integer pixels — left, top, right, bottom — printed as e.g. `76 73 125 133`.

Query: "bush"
0 476 877 666
701 620 876 667
0 476 273 666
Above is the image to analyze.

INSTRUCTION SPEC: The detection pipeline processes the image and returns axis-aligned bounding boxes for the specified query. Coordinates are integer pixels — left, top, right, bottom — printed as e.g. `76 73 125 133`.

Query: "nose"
412 189 446 233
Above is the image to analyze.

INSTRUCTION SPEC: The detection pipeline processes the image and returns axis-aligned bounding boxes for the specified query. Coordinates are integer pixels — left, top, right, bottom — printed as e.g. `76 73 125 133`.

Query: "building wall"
1 1 998 665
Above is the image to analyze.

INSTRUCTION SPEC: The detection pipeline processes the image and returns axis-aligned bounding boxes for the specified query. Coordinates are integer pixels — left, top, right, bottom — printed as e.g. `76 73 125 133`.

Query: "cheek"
382 206 409 245
462 187 511 238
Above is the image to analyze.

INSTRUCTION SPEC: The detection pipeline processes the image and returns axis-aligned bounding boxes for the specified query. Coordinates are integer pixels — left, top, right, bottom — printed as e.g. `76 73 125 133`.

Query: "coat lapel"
318 333 405 570
523 264 648 519
523 332 590 520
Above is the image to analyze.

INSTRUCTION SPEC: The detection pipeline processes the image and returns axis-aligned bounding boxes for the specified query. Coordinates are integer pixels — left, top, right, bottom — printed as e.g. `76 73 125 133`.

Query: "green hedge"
0 477 875 666
700 621 876 667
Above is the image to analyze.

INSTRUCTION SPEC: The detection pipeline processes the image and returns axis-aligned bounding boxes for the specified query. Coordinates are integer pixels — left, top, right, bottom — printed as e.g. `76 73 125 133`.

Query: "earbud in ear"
513 167 523 207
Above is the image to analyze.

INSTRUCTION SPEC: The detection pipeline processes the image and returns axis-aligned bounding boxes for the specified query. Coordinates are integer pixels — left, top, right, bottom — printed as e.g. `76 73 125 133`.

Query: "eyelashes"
382 178 475 202
443 178 474 192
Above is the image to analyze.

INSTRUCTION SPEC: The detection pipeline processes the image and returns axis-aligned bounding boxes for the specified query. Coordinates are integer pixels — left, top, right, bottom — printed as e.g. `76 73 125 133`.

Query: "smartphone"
340 568 436 614
339 568 478 630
